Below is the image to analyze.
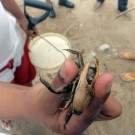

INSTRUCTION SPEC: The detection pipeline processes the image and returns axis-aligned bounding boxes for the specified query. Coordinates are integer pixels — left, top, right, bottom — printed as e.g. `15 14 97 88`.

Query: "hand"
25 60 122 135
18 17 38 38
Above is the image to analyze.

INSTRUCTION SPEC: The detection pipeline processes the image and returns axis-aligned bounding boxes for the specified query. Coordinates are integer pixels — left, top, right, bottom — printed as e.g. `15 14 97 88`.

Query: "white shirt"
0 1 25 82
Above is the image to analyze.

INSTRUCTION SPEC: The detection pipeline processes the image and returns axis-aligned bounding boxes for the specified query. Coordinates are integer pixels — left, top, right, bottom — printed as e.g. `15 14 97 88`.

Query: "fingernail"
104 90 111 101
105 80 112 94
102 78 112 101
58 65 67 81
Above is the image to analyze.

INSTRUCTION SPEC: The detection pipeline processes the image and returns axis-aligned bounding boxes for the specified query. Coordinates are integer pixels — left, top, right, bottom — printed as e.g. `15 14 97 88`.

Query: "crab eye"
87 66 97 84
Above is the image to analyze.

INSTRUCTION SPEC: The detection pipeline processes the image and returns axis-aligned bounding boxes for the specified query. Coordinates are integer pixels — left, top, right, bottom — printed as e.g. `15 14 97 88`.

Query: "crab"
40 49 99 128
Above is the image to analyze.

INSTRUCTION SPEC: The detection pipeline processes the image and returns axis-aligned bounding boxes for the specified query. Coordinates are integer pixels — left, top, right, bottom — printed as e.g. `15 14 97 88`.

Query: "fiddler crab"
40 49 99 128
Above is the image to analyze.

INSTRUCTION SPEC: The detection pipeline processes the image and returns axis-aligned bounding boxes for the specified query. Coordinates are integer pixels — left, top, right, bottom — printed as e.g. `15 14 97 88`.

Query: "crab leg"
64 49 84 68
59 78 78 110
64 109 73 128
59 99 72 111
87 57 99 84
40 77 72 94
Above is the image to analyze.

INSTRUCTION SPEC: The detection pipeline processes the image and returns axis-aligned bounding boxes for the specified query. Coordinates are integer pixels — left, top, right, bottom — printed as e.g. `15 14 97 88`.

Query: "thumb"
51 60 78 88
94 72 113 102
80 73 113 125
90 73 113 113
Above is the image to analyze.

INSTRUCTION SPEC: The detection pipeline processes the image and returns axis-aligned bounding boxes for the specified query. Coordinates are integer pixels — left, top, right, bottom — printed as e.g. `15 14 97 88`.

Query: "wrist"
23 88 35 122
23 83 45 123
0 84 29 121
15 90 29 120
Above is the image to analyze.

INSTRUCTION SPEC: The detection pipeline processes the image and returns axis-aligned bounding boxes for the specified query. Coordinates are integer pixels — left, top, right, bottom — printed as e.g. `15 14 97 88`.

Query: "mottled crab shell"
72 57 99 114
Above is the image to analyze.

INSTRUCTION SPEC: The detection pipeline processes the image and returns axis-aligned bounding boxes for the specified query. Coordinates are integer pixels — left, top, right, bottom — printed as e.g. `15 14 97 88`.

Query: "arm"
1 0 38 37
1 0 25 21
0 60 122 135
0 60 78 121
0 82 29 120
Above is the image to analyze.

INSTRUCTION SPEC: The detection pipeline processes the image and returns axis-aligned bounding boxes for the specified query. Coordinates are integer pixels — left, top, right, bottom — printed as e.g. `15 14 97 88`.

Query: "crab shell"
72 58 99 114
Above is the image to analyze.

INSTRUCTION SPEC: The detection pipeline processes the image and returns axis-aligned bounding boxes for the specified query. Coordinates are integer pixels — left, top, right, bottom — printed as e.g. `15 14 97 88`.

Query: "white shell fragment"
98 44 111 52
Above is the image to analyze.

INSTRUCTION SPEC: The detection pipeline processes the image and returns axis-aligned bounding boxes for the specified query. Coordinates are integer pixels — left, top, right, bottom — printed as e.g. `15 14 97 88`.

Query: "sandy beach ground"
1 0 135 135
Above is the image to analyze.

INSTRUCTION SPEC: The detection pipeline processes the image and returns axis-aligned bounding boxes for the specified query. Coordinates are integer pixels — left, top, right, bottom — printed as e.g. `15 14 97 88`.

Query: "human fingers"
25 60 78 124
82 73 113 121
39 60 78 111
27 28 38 39
57 73 113 135
74 73 113 128
98 94 122 120
50 59 78 106
36 60 78 129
